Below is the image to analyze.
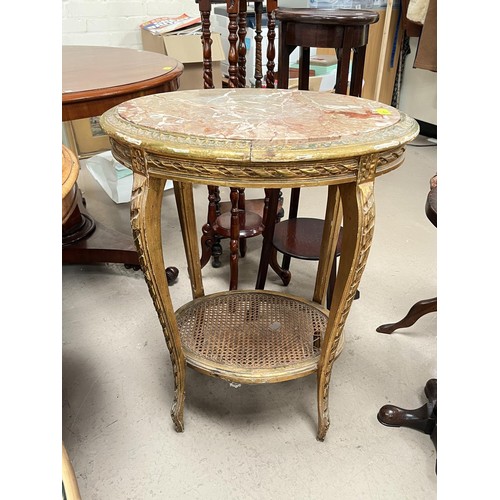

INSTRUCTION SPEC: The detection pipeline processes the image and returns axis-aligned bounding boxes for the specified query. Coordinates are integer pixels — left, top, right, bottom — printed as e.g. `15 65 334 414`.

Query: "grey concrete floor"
62 136 437 499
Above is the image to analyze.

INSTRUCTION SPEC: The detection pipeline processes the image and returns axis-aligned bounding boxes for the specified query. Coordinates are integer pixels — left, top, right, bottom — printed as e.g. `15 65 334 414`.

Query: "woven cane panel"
177 291 328 374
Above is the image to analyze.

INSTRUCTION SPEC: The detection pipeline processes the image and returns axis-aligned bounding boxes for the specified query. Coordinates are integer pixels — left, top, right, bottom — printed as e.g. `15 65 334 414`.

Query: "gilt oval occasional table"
100 88 419 441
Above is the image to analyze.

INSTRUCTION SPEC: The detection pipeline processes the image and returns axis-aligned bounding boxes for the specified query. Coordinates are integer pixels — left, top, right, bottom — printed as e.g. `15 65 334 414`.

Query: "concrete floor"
62 135 437 499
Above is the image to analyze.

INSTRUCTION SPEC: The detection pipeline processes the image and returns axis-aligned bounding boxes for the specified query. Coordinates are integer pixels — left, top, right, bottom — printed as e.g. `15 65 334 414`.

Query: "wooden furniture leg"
62 442 81 500
174 181 204 300
317 161 376 440
200 185 222 269
378 378 437 454
229 187 240 291
130 172 186 431
377 297 437 334
256 188 280 289
377 181 437 334
238 187 247 258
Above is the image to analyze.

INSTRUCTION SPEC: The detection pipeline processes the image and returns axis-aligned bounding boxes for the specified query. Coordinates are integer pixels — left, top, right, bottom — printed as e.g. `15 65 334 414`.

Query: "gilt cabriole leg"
316 155 377 441
313 185 342 308
130 172 186 432
174 181 205 300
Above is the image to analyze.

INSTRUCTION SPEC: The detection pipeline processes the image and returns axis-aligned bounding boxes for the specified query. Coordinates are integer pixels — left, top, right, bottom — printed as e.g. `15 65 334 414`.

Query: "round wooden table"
62 45 184 121
62 46 183 283
100 88 419 441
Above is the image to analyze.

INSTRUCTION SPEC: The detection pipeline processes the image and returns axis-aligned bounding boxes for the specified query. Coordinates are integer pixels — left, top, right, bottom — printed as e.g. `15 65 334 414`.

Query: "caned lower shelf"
176 290 329 384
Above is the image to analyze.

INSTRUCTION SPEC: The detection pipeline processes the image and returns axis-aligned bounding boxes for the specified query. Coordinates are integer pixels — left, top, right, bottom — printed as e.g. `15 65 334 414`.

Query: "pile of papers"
140 13 201 36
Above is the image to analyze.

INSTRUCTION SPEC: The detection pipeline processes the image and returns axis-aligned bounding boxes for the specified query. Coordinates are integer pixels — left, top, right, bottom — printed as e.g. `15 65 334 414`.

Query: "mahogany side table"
62 45 183 283
100 88 419 441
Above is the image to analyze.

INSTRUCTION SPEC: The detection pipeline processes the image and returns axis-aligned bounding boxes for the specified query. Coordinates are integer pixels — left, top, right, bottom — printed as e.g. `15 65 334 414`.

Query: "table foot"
270 247 291 286
166 266 179 285
376 297 437 334
377 379 437 443
124 263 141 271
377 379 437 474
124 265 178 285
378 401 435 433
200 225 222 269
316 419 329 442
62 213 96 246
171 392 185 433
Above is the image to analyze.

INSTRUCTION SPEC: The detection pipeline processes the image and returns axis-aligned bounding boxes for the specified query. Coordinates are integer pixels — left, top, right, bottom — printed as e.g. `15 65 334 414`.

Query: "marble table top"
101 88 419 172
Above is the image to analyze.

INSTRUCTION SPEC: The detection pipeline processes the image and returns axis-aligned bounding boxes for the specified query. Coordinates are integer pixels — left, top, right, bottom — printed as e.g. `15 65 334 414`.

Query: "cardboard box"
67 117 111 159
288 75 323 91
141 27 225 90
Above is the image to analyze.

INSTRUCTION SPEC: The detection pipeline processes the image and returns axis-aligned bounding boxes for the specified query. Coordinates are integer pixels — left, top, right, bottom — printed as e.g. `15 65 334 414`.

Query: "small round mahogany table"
101 88 419 441
62 45 183 121
62 46 183 283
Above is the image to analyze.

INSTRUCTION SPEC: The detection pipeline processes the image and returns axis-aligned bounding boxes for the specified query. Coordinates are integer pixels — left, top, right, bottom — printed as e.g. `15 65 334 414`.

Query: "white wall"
398 37 437 126
62 0 200 49
62 1 437 125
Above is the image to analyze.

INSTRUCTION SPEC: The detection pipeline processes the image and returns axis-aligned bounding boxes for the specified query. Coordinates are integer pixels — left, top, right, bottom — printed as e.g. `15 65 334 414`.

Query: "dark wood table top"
62 45 184 121
275 7 379 25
